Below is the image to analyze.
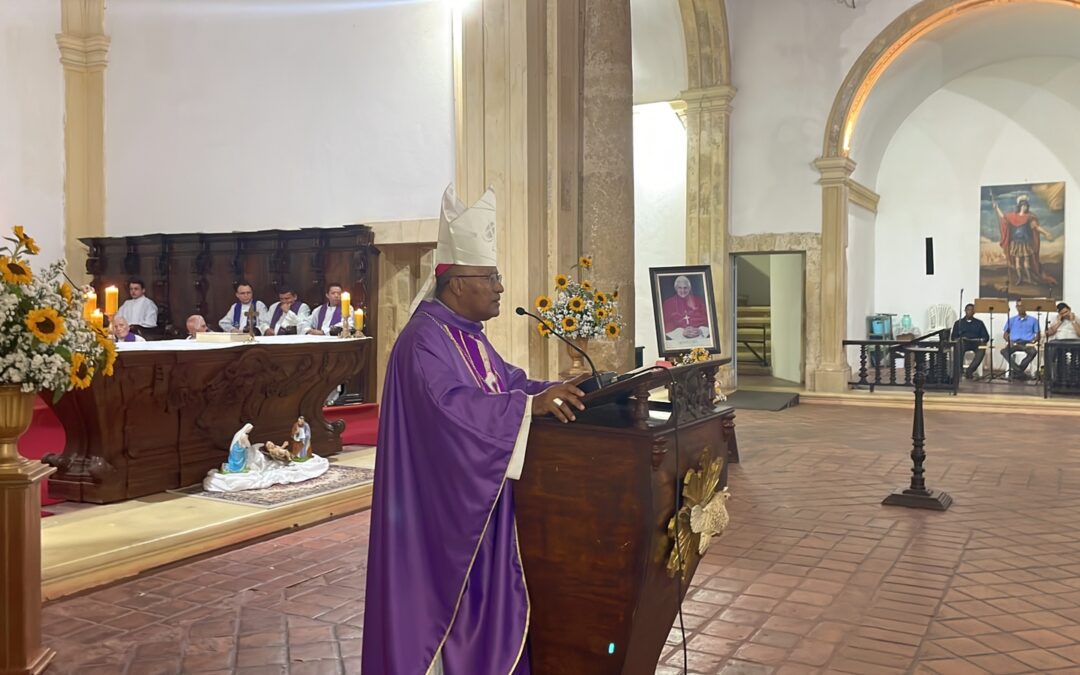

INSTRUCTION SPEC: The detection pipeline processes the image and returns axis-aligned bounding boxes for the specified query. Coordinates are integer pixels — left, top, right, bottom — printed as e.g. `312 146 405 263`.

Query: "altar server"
363 186 586 675
260 288 311 336
218 282 267 333
115 278 158 329
305 283 351 335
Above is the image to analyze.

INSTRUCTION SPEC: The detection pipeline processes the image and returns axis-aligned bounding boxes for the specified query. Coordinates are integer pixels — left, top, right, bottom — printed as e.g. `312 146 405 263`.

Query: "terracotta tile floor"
42 403 1080 674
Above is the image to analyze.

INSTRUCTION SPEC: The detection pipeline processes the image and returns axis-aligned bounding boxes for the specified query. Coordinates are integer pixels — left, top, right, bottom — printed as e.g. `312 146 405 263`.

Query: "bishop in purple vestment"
363 261 586 675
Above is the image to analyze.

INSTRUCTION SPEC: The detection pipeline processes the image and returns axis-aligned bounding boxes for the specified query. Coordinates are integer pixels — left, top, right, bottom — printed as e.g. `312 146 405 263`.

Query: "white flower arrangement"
534 255 624 341
0 226 115 397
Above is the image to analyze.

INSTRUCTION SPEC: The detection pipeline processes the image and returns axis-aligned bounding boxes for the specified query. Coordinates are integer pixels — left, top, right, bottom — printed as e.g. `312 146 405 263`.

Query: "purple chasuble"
315 304 341 330
363 300 555 675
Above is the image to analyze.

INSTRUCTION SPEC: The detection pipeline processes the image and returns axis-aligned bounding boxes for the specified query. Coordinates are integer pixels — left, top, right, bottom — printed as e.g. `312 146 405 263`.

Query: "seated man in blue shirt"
1000 299 1040 379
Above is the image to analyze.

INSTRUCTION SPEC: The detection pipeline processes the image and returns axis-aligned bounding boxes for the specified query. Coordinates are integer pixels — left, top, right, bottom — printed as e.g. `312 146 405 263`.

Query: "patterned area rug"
169 465 374 509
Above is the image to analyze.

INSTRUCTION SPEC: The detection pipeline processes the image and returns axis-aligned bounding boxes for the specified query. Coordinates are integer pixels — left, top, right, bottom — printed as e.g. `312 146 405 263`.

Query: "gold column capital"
56 33 110 72
813 156 857 185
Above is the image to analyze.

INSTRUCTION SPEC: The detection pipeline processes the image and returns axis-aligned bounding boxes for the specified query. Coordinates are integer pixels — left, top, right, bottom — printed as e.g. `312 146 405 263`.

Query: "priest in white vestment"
115 278 158 328
304 283 352 335
218 281 268 333
260 288 311 336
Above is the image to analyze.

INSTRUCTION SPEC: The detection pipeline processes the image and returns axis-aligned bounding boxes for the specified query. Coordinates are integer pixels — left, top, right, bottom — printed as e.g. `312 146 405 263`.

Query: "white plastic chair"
926 304 958 336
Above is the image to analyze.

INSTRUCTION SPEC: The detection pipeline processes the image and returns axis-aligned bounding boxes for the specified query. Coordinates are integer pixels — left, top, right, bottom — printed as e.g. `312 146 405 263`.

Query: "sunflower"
69 353 94 389
561 315 579 332
59 282 74 303
0 256 32 284
581 280 593 291
99 338 117 376
594 292 607 305
554 274 569 290
568 296 586 312
536 320 553 337
535 295 553 312
605 322 621 338
596 307 609 321
13 225 40 255
578 255 593 269
26 307 65 343
612 289 619 300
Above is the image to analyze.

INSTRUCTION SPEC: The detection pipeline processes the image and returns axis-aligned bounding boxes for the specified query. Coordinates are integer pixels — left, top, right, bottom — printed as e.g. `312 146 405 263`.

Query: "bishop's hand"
533 382 586 423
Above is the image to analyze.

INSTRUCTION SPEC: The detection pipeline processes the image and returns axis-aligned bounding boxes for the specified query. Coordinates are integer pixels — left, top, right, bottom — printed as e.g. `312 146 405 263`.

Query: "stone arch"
814 0 1080 392
678 0 731 89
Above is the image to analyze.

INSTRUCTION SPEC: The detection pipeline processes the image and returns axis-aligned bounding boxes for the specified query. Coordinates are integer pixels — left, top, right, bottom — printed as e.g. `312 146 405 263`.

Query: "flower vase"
0 385 35 466
562 337 591 378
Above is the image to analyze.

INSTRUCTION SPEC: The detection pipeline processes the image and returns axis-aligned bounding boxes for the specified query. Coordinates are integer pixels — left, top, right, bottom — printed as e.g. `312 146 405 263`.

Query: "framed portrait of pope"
649 265 721 358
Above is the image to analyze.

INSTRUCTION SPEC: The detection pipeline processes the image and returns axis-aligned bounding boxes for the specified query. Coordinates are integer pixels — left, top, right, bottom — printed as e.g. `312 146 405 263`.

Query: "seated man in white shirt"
218 281 267 334
111 315 146 343
261 288 311 336
305 282 352 336
185 314 209 339
1048 302 1080 341
115 278 158 330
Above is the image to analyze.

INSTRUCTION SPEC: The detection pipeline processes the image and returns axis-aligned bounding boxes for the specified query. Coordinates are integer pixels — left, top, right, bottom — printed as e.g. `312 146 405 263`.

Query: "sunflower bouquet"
0 225 115 398
534 255 624 340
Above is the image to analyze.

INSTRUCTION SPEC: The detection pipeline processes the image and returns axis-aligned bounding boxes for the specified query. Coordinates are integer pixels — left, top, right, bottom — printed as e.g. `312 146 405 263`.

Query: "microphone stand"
515 307 616 393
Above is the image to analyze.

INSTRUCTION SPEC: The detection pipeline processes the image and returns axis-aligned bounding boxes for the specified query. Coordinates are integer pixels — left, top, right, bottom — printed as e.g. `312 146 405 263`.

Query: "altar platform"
41 446 376 601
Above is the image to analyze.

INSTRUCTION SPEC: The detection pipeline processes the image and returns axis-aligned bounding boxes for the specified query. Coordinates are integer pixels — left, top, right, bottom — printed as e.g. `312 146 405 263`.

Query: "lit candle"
84 290 97 320
340 291 351 322
104 286 119 315
353 309 364 333
90 309 104 330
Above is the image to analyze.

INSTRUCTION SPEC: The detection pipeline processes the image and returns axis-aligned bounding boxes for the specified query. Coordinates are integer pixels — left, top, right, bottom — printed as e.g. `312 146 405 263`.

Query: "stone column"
813 156 856 392
580 0 635 373
57 0 109 284
682 85 735 386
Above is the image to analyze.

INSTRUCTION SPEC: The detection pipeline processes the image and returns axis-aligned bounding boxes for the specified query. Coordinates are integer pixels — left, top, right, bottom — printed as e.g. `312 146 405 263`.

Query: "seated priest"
110 315 146 343
185 314 209 338
260 288 310 336
305 283 351 335
364 186 586 675
114 277 158 330
218 281 267 333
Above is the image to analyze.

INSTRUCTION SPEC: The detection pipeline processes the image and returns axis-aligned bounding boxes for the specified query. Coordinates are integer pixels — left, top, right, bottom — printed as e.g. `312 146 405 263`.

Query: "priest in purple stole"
364 186 586 675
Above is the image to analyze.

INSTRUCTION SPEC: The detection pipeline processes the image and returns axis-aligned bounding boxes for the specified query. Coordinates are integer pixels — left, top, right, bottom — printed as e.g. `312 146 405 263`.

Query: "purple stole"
269 304 288 329
443 324 504 393
123 333 137 342
231 302 243 328
315 304 342 330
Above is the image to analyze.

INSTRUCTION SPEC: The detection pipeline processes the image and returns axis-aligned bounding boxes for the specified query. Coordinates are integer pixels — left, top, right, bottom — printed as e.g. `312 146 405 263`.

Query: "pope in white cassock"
114 278 158 329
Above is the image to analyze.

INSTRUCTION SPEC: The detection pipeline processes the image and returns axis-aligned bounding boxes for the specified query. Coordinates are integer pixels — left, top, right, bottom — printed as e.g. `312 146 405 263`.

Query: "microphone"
515 306 613 393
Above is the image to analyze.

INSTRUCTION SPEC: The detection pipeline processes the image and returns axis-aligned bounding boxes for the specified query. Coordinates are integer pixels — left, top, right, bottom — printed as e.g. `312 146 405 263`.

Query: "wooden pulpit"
516 360 738 675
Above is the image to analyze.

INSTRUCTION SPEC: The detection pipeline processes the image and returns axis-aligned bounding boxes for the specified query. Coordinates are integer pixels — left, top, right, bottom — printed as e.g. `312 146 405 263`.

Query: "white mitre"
409 184 498 313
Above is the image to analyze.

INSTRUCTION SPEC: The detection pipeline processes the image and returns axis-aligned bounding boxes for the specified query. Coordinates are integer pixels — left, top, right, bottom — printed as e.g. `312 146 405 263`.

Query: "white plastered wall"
104 0 455 236
633 103 687 365
0 1 65 265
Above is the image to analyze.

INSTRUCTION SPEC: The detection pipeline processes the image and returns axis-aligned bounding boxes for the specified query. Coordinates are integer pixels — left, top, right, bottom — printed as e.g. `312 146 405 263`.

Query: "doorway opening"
732 252 806 390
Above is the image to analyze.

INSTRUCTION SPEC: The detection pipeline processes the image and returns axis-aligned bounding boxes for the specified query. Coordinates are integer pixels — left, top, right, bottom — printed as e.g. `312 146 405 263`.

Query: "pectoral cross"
683 313 691 326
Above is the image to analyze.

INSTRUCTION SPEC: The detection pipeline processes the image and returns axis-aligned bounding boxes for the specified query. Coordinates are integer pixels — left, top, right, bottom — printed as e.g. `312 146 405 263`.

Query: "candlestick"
104 286 118 315
83 291 97 320
90 309 104 331
354 309 364 334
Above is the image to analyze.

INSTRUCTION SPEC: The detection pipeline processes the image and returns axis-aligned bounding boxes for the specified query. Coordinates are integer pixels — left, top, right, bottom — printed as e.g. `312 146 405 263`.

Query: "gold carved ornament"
666 448 731 580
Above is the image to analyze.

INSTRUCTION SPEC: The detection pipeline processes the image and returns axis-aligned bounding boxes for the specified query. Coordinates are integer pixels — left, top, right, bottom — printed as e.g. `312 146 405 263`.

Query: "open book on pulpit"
515 359 739 674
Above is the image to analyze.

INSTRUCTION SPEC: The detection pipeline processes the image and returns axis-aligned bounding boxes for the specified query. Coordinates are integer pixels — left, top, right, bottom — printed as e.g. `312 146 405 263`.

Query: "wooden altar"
81 224 379 403
42 336 371 504
516 361 737 674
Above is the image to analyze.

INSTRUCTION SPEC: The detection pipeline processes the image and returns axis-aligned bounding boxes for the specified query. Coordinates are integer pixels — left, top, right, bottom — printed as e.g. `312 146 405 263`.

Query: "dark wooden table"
43 336 371 503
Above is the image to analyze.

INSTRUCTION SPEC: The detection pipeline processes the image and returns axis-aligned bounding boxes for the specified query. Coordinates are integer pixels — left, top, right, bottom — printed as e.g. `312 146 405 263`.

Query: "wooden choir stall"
517 360 738 675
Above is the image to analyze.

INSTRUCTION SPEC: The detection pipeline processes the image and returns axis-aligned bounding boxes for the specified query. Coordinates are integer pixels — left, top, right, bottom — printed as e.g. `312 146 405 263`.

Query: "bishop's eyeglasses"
453 272 504 285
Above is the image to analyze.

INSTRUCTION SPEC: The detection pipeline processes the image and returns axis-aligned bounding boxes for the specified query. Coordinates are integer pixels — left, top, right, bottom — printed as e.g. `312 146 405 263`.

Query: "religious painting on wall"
649 265 721 358
979 182 1065 300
